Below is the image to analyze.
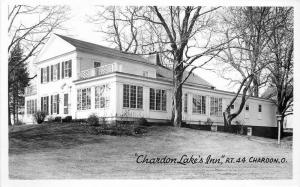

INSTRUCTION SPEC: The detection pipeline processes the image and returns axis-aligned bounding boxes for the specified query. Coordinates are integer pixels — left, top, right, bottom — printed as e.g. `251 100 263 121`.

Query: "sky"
28 5 237 92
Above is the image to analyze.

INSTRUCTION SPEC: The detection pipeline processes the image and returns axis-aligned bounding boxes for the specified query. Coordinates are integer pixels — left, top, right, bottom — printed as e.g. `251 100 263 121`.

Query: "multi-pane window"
95 84 110 108
123 84 143 109
245 104 249 111
130 85 137 108
94 62 101 68
149 88 167 111
258 104 262 112
183 93 188 113
210 97 222 116
42 67 48 83
41 96 49 114
192 95 206 114
51 64 59 81
62 60 72 78
51 94 59 114
137 86 143 109
77 88 91 110
26 99 37 114
123 84 130 108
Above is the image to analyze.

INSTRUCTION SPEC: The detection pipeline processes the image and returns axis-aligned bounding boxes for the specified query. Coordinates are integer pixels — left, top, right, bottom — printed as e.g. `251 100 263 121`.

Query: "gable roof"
55 34 151 65
55 33 213 88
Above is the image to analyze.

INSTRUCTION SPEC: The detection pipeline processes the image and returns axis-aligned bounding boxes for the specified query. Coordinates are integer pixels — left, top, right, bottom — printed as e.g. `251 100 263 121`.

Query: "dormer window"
245 104 249 111
258 104 262 112
94 62 101 68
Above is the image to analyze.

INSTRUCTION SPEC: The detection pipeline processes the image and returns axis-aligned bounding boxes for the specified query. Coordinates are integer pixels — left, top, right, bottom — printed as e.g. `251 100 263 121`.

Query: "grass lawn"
9 123 292 179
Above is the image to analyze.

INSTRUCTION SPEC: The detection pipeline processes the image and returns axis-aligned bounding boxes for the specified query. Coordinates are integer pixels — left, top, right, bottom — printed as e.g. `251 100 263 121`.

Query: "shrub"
72 119 87 123
87 114 99 126
47 116 55 122
62 116 72 123
54 116 62 122
33 111 47 124
134 117 148 126
14 120 25 126
204 118 213 126
134 126 148 134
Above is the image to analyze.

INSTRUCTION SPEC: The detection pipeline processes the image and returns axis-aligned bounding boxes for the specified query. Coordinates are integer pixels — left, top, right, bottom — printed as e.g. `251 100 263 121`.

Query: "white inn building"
24 34 278 137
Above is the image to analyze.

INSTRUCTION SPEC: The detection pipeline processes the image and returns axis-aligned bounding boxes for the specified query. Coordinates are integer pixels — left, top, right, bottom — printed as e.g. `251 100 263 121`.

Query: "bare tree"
263 7 293 135
217 7 273 127
8 5 69 78
8 5 69 125
89 6 228 127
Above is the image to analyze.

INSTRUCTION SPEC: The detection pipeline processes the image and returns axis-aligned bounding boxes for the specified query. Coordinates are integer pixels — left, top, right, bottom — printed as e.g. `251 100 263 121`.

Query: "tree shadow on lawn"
9 123 106 155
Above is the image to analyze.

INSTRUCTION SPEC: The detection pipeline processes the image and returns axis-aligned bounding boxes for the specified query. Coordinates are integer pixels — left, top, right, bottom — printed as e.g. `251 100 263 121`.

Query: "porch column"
207 95 210 117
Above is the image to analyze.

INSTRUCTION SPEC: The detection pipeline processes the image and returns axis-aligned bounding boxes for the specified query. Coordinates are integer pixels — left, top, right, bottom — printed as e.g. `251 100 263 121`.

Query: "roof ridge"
55 33 146 58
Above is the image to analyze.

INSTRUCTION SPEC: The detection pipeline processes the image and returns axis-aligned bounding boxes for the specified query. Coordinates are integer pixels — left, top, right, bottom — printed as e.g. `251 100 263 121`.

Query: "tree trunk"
172 81 183 127
171 58 183 127
252 77 259 97
8 103 12 126
13 92 16 124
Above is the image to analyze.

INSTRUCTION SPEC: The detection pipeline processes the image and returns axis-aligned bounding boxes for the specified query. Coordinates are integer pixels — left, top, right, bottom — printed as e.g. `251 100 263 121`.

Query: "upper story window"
149 88 166 111
210 97 222 116
51 63 60 81
95 84 110 108
230 104 234 109
245 104 249 111
94 62 101 68
77 88 91 110
62 60 72 78
123 84 143 109
40 60 71 84
41 67 49 83
192 95 206 114
183 93 188 113
258 104 262 112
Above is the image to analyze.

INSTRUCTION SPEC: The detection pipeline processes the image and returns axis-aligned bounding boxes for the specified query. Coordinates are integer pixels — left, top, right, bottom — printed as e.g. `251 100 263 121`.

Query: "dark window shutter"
46 96 49 115
41 97 43 111
62 62 64 79
57 94 59 114
47 66 50 82
51 65 53 81
41 68 43 84
57 63 60 80
69 60 72 77
51 95 53 114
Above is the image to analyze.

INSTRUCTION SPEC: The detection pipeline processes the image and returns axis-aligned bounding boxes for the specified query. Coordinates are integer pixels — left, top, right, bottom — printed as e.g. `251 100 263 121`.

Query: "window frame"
192 94 206 114
149 88 167 111
183 93 188 113
77 87 91 110
210 97 223 116
123 84 143 109
95 84 110 109
64 60 72 78
258 104 262 112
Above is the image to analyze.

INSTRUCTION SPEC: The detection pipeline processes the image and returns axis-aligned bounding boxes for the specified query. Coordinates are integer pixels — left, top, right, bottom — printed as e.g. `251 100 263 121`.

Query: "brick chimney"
156 52 161 66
